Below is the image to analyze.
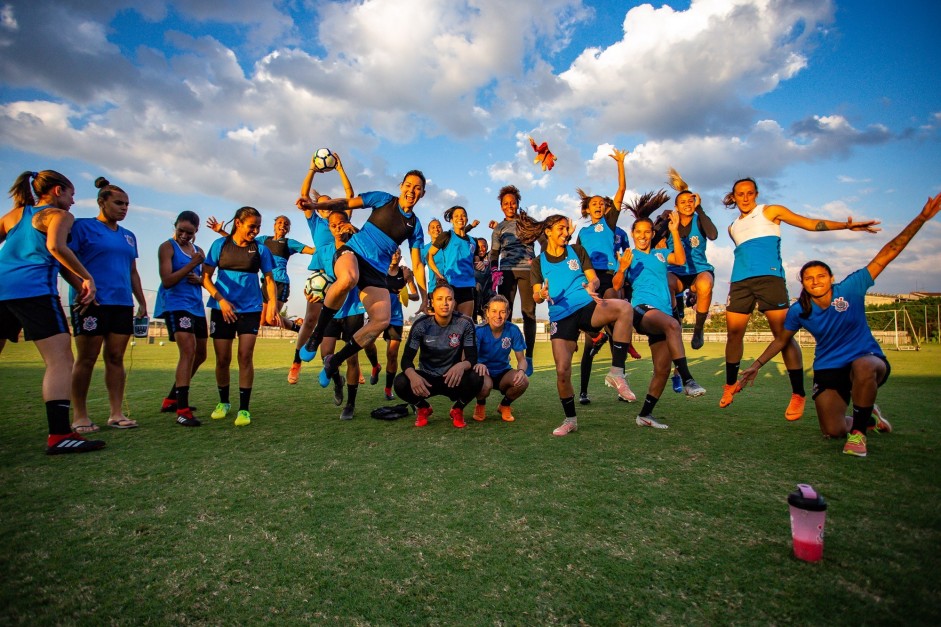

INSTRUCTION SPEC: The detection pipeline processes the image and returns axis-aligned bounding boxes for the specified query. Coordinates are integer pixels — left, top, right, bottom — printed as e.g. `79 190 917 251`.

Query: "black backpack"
370 404 411 421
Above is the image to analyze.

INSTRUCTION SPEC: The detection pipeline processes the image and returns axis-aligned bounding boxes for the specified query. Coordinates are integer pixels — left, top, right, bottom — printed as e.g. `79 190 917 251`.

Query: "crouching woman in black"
394 283 483 429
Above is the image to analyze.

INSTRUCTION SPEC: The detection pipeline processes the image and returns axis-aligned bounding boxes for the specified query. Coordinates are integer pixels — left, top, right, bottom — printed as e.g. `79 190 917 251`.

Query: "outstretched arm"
867 192 941 280
766 204 881 233
611 148 628 210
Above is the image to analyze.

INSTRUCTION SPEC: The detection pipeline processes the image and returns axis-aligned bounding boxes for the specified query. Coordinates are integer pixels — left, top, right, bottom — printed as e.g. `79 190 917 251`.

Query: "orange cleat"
287 361 302 384
719 383 741 408
785 394 806 421
472 404 487 422
498 405 515 422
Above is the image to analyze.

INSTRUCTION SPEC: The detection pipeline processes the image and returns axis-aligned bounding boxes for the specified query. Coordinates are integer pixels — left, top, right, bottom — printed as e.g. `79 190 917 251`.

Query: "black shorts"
71 304 134 336
262 280 290 303
673 271 714 292
549 302 599 342
162 311 208 342
0 295 70 342
596 270 615 295
383 324 404 341
335 246 388 291
209 309 261 339
812 355 891 405
632 304 667 345
452 285 475 306
727 276 790 314
324 313 364 342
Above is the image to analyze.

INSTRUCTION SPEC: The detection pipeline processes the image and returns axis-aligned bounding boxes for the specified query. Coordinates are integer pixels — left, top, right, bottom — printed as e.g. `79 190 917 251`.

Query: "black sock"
46 400 72 435
452 399 468 410
167 385 178 400
500 396 512 407
610 341 627 369
293 349 301 364
386 372 396 388
238 387 252 411
673 357 693 383
218 385 230 404
416 399 430 409
477 398 486 406
367 352 379 368
176 386 190 411
330 339 363 370
347 384 358 408
695 312 707 331
787 368 806 396
308 305 338 350
561 396 576 419
639 394 659 417
851 405 873 434
725 362 740 386
580 345 594 395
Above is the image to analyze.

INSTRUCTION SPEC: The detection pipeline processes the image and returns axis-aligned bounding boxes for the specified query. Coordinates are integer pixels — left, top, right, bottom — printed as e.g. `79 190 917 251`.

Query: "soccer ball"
312 148 337 173
304 269 333 301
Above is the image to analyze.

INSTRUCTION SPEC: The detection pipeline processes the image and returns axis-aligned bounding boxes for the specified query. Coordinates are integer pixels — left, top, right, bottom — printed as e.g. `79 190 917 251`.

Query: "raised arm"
206 216 229 238
765 204 881 233
611 248 632 293
611 148 628 210
867 192 941 280
664 211 686 267
694 196 719 240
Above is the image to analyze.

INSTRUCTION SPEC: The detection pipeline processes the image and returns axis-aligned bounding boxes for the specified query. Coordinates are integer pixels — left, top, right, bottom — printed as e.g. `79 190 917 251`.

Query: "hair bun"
94 176 110 189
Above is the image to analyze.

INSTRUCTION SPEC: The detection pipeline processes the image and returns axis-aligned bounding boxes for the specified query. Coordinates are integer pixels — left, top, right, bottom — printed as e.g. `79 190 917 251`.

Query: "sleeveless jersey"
154 239 205 317
347 191 424 274
531 245 594 321
68 218 138 306
784 268 885 370
257 236 306 283
432 230 476 288
577 213 618 271
205 236 275 313
729 205 783 281
625 249 672 312
0 205 59 300
667 216 714 275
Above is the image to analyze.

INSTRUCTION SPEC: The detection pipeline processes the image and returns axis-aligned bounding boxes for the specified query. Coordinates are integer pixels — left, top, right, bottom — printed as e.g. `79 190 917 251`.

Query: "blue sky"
1 0 939 319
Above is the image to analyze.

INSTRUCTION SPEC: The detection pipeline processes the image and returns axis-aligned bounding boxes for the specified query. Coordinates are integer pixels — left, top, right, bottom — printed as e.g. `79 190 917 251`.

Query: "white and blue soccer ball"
312 148 337 173
304 269 333 301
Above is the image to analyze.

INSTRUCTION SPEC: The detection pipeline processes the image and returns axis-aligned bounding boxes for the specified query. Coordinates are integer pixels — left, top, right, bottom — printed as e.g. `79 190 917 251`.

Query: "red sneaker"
415 406 433 427
46 433 106 455
450 408 466 429
627 343 642 360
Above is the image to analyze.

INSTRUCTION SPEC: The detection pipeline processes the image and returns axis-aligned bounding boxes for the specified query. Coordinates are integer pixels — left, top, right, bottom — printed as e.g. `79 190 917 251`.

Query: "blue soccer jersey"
205 237 275 313
257 236 307 283
784 268 884 370
531 245 594 322
614 226 629 256
68 218 138 306
476 322 526 374
306 211 335 271
667 217 714 276
577 217 617 271
432 230 476 288
0 205 59 300
319 239 364 319
729 205 783 281
347 191 424 274
154 239 205 317
625 249 672 313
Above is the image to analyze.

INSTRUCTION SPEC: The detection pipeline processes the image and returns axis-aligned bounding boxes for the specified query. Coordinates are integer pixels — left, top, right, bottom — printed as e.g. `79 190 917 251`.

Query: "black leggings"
393 369 484 408
498 268 536 357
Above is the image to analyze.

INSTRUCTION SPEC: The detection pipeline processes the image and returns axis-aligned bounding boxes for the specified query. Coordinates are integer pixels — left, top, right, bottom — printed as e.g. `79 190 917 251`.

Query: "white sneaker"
605 373 636 402
636 415 668 429
684 379 706 397
552 420 578 436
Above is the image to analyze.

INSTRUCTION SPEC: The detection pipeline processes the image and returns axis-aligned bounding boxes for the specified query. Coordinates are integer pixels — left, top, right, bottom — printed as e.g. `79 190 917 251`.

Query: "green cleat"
234 410 251 427
211 402 231 419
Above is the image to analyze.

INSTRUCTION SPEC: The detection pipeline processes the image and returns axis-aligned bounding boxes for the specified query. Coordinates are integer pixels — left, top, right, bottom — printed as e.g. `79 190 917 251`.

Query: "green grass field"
2 338 940 624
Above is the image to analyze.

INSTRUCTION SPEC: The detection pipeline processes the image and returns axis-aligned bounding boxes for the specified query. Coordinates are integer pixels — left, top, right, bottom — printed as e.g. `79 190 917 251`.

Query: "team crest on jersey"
690 235 700 248
594 223 604 232
448 332 460 347
832 296 849 312
567 259 580 271
82 316 98 332
125 234 135 247
179 316 192 329
655 252 666 263
501 337 512 349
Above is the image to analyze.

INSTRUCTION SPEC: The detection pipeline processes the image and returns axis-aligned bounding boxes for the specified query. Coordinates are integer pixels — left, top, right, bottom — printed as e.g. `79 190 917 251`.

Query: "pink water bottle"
787 483 827 562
